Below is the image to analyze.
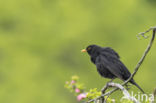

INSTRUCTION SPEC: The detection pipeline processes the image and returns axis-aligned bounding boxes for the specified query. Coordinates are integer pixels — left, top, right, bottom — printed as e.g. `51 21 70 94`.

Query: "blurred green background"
0 0 156 103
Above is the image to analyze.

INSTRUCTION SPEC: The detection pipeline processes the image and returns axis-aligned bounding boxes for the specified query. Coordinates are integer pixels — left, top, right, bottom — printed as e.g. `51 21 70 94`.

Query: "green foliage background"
0 0 156 103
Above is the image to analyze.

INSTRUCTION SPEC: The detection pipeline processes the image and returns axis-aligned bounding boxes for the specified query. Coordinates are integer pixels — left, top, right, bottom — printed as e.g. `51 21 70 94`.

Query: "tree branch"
87 27 156 103
106 82 139 103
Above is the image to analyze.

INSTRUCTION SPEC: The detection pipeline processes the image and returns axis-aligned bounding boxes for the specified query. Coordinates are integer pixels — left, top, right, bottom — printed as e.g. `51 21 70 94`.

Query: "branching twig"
87 27 156 103
107 83 139 103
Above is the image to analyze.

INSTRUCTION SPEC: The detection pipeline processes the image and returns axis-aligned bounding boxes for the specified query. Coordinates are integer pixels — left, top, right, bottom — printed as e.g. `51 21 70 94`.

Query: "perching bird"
81 44 144 93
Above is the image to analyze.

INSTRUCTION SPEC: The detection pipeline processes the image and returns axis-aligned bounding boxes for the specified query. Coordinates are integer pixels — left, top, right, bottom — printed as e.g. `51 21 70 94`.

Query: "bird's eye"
87 47 91 50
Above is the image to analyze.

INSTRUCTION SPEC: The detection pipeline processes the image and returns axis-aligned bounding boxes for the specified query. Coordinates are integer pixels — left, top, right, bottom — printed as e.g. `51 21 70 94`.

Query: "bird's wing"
95 54 130 80
101 47 120 59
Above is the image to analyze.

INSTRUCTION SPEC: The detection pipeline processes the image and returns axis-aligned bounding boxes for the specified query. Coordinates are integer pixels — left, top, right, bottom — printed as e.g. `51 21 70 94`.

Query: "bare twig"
101 83 109 94
153 88 156 97
87 27 156 103
150 88 156 103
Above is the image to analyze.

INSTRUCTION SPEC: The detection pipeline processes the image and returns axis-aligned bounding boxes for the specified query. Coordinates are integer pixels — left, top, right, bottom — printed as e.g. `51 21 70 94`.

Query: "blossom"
77 93 87 101
70 80 76 84
65 81 69 84
75 88 80 93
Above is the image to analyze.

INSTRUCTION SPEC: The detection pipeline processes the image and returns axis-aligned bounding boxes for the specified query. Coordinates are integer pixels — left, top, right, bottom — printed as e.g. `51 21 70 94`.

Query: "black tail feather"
130 79 145 94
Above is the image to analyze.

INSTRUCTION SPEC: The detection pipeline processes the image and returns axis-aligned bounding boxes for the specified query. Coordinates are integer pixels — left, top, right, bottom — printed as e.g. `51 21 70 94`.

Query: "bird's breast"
97 66 116 79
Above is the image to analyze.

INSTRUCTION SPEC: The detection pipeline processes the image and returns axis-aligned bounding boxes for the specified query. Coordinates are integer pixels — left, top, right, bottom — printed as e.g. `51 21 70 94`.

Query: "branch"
88 82 139 103
153 88 156 97
87 27 156 103
107 83 139 103
150 88 156 103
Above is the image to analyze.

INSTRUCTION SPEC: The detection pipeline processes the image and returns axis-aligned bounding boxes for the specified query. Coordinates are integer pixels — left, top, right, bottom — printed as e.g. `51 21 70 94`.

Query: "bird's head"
81 45 101 57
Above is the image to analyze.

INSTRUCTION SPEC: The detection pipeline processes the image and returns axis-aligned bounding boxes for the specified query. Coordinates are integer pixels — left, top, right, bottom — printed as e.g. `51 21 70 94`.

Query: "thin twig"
150 88 156 103
153 88 156 97
87 27 156 103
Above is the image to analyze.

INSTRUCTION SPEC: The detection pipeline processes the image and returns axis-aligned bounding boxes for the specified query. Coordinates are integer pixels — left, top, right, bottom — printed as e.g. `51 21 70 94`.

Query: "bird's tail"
130 79 145 94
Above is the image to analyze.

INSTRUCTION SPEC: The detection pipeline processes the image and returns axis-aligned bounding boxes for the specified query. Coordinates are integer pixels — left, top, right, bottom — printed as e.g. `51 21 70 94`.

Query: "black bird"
81 44 144 93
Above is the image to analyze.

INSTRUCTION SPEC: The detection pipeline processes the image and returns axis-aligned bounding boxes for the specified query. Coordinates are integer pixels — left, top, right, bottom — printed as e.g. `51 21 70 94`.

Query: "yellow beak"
81 49 87 53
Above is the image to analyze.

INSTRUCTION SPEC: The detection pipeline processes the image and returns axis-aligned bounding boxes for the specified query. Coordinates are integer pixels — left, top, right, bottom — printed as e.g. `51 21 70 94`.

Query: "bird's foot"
108 78 115 83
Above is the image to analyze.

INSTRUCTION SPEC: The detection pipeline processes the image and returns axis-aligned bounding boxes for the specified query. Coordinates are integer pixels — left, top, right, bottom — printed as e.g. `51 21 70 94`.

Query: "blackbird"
81 44 144 93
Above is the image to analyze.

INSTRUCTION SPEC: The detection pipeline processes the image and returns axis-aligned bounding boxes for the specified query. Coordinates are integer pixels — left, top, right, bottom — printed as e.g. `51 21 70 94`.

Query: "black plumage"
82 44 144 93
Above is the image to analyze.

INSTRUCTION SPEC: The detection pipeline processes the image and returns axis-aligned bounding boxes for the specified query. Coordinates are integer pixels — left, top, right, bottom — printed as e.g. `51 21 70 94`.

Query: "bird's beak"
81 49 87 53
